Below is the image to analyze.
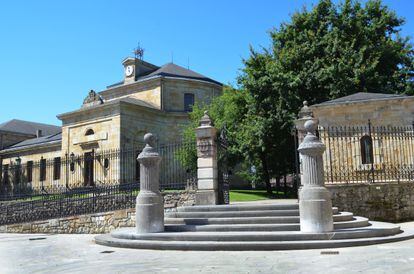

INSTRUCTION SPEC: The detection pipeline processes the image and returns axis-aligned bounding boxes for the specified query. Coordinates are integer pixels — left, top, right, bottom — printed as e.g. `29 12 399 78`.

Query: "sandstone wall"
312 97 414 127
328 182 414 222
162 78 222 112
0 191 195 234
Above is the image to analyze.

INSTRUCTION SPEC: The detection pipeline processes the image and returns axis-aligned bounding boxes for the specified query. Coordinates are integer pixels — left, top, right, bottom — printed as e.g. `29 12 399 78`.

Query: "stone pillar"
294 101 318 144
195 111 218 205
298 120 334 233
136 133 164 234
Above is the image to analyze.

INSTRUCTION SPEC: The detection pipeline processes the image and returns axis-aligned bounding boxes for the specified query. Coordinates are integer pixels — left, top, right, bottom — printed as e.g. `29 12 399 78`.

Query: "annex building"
296 92 414 184
0 57 222 193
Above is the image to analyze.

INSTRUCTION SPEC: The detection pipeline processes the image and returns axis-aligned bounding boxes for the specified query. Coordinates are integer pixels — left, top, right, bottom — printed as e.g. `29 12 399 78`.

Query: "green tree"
180 0 413 195
271 0 413 109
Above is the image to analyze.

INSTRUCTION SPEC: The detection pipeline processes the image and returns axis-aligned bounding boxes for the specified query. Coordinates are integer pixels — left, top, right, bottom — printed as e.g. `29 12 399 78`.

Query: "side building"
296 92 414 184
0 57 222 194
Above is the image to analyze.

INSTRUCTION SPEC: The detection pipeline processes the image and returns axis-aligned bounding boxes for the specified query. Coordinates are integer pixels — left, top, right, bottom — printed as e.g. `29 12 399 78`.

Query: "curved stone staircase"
95 202 414 251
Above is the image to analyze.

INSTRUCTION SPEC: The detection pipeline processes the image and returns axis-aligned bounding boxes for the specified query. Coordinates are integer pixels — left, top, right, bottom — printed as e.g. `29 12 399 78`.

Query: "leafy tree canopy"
181 0 414 193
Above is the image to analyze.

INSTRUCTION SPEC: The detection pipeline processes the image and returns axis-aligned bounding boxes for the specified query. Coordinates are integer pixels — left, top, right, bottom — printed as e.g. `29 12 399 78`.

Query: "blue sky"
0 0 413 125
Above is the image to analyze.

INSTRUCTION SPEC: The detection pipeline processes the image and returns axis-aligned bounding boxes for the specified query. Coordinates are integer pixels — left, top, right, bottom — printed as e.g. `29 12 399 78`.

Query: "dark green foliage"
180 0 413 194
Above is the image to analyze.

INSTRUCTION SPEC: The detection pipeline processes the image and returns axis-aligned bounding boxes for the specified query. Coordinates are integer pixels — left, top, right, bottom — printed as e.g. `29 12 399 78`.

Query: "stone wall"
0 191 195 234
328 182 414 222
312 97 414 128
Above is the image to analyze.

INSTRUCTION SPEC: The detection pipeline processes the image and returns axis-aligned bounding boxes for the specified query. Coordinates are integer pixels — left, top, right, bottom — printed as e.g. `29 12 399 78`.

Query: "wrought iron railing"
295 121 414 184
0 142 196 201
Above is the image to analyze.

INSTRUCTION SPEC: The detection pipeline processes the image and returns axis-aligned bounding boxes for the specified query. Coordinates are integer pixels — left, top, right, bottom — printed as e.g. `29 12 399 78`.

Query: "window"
360 135 374 165
27 161 33 183
104 158 110 169
184 93 195 112
2 165 9 184
85 129 94 136
53 157 61 180
40 158 46 181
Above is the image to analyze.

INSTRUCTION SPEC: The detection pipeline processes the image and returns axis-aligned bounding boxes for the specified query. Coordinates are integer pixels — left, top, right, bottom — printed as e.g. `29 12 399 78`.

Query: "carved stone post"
298 120 333 233
195 111 218 205
136 133 164 233
294 101 318 144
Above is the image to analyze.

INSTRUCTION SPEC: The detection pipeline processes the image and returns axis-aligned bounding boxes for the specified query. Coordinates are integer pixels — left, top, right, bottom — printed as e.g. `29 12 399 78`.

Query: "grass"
229 189 296 202
229 190 274 202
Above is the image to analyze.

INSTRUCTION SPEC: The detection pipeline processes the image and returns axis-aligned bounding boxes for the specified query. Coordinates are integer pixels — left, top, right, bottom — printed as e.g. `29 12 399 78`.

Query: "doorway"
84 152 94 186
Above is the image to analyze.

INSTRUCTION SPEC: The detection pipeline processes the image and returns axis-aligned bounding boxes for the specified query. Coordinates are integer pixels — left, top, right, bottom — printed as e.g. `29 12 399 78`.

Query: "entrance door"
84 152 94 186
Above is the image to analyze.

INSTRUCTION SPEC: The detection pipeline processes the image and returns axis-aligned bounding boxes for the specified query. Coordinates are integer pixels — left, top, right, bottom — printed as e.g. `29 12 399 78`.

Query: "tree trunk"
260 153 272 195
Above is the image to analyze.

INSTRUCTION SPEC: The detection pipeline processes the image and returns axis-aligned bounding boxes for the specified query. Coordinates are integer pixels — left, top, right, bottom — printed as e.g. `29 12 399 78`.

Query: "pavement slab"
1 222 414 273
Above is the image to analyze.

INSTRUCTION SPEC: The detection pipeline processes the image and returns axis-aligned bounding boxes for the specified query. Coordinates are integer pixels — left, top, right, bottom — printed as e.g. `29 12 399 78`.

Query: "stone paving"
1 222 414 273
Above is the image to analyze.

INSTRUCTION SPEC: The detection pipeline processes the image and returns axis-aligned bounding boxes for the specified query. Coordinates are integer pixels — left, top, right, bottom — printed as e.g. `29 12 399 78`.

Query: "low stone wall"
328 182 414 222
0 191 195 234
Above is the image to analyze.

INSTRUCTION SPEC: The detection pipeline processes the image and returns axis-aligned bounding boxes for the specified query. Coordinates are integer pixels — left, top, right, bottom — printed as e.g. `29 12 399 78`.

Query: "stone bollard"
298 120 334 233
195 111 219 205
136 133 164 233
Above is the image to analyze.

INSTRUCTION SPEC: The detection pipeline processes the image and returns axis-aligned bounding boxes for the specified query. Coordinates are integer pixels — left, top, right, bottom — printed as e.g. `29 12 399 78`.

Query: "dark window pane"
27 161 33 183
54 157 61 180
40 159 46 181
360 135 374 165
184 93 195 112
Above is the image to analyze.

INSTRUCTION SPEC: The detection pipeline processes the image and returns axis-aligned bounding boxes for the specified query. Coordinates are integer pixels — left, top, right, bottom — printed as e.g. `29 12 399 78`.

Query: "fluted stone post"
136 133 164 233
298 120 334 233
195 111 218 205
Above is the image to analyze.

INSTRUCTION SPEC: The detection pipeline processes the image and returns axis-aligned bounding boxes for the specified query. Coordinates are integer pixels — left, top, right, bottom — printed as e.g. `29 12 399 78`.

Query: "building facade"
296 92 414 184
0 57 222 193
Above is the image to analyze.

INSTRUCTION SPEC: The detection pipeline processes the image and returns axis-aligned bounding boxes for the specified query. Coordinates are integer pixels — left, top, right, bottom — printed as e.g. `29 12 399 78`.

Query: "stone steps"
176 203 299 212
95 221 414 251
166 208 339 219
95 202 414 251
164 212 354 225
163 216 369 232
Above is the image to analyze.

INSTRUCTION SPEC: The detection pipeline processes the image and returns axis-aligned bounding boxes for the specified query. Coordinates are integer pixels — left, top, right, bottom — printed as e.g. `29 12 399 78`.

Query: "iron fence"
0 142 196 201
295 121 414 184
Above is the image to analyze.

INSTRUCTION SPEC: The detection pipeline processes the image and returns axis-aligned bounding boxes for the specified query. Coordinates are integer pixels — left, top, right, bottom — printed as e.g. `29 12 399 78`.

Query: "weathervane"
133 43 145 60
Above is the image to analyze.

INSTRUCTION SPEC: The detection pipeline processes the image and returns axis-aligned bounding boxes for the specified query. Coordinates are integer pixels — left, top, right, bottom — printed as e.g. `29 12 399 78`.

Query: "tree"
180 0 414 195
235 0 413 193
270 0 413 110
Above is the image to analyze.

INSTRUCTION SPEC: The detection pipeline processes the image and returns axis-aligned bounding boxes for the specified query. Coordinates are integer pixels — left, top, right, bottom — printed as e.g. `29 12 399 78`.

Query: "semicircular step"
164 212 354 225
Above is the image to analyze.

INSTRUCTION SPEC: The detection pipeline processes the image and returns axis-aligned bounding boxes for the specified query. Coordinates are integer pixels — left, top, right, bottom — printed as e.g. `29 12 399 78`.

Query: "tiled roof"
313 92 410 107
4 132 62 151
0 119 61 136
107 62 222 88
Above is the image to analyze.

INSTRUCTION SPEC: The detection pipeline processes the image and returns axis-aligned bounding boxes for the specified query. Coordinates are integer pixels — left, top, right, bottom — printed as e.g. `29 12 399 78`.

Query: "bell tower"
122 45 158 85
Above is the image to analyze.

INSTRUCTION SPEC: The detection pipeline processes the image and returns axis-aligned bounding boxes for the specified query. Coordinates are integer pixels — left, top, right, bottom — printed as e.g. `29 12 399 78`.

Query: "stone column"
195 111 218 205
136 133 164 233
298 120 334 233
294 101 318 144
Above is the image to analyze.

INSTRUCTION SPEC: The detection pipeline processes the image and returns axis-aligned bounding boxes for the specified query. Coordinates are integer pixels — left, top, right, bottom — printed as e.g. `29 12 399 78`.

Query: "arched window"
360 135 374 164
85 129 94 136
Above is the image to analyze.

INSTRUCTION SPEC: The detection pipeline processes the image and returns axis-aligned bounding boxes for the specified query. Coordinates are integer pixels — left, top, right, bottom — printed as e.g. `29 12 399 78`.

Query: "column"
136 133 164 233
195 111 218 205
298 120 334 233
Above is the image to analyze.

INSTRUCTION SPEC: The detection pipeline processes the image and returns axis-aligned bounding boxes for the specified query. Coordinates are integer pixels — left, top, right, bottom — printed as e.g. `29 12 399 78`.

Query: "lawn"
229 190 274 202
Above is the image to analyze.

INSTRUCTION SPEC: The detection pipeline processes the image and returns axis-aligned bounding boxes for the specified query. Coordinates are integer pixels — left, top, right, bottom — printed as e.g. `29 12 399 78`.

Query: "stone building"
296 92 414 184
0 57 222 191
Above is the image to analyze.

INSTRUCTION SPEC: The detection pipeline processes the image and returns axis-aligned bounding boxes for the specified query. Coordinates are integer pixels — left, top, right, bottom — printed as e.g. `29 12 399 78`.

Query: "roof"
3 132 62 151
313 92 410 107
107 62 222 88
0 119 61 136
57 96 160 119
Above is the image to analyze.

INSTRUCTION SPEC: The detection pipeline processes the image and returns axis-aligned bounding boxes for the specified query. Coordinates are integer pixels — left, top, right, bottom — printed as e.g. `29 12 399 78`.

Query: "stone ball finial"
304 120 317 134
303 100 308 107
144 133 156 147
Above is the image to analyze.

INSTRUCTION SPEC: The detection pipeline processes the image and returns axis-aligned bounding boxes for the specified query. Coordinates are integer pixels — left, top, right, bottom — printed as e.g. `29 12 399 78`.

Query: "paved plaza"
0 222 414 274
